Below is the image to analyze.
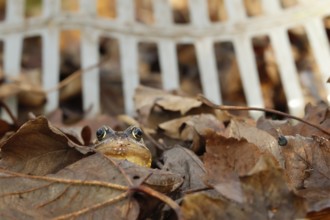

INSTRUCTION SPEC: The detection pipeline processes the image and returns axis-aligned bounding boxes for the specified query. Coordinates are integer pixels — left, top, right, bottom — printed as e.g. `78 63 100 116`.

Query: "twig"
198 94 330 137
45 55 111 94
131 184 183 220
0 99 19 128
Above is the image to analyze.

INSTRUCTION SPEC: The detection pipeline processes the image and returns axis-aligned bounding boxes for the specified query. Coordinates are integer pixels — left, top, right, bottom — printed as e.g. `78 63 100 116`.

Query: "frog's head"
94 125 151 167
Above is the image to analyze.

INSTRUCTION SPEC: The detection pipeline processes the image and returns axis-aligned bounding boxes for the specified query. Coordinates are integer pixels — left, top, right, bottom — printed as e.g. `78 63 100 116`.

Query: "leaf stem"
198 94 330 137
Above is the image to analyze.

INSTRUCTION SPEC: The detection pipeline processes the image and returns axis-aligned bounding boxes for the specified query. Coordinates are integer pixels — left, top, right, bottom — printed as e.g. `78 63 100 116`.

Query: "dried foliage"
1 86 330 219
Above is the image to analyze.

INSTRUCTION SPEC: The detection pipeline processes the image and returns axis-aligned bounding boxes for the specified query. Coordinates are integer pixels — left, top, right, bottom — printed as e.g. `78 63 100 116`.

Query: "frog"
93 125 152 168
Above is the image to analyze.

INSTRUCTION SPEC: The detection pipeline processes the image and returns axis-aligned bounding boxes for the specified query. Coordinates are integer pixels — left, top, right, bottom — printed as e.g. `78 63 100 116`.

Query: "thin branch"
184 186 212 194
198 94 330 137
131 184 183 220
45 55 111 94
0 99 19 127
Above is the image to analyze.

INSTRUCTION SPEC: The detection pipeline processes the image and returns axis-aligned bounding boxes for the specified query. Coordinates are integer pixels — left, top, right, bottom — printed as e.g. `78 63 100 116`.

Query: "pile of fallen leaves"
1 86 330 219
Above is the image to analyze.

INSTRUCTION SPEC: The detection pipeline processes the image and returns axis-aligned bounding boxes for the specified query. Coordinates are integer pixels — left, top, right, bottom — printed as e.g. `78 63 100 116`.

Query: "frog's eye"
96 126 107 141
132 127 143 141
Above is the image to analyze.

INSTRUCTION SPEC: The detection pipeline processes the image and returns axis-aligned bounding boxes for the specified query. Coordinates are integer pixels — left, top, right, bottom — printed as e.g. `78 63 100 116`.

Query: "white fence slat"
234 36 264 118
226 0 265 118
189 0 219 104
43 0 61 17
80 0 100 117
196 38 222 104
270 29 305 116
188 0 210 26
117 0 135 23
261 0 282 14
2 0 24 121
80 0 97 15
117 0 138 115
224 0 247 22
42 0 60 113
42 29 60 113
6 0 24 21
153 0 180 90
158 40 180 90
119 36 139 115
304 18 330 102
153 0 173 25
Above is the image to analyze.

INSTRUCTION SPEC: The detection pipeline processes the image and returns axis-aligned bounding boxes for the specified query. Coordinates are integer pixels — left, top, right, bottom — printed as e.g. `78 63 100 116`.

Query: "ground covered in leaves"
1 86 330 219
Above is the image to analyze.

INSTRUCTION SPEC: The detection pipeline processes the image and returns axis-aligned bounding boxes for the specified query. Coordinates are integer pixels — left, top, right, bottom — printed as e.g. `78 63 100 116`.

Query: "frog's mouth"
94 140 152 168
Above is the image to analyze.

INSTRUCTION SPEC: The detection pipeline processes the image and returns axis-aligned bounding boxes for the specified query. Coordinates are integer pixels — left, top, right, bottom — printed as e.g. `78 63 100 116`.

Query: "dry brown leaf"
134 86 215 128
0 71 46 107
181 192 247 220
0 83 21 99
0 119 16 138
0 154 139 219
298 188 330 214
281 135 330 189
57 154 183 219
161 146 207 193
182 157 306 220
256 117 294 137
227 119 285 167
293 103 330 138
0 116 87 175
238 157 306 219
204 132 273 203
159 114 225 151
59 125 92 146
48 109 123 134
56 153 183 194
159 114 224 139
134 86 202 116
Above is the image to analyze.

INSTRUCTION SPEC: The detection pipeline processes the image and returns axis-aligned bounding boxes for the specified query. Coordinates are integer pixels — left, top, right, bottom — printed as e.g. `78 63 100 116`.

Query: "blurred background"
0 0 329 123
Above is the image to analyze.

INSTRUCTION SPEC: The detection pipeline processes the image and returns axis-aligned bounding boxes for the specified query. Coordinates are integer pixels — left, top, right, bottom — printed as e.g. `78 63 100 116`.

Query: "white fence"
1 0 330 121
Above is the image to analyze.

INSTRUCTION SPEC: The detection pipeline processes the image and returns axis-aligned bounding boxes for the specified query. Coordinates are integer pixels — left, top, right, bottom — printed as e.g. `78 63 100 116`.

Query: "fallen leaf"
182 157 306 220
59 125 92 146
298 188 330 214
293 103 330 138
0 116 87 175
204 132 274 203
134 86 215 128
281 135 330 189
0 119 16 138
159 114 225 152
227 119 285 167
256 116 294 137
54 154 183 218
181 192 246 220
161 146 207 193
0 154 139 219
239 157 306 219
0 82 21 99
134 86 202 116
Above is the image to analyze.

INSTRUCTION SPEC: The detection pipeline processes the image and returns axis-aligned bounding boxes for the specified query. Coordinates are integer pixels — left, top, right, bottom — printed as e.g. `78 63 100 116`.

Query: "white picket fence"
1 0 330 121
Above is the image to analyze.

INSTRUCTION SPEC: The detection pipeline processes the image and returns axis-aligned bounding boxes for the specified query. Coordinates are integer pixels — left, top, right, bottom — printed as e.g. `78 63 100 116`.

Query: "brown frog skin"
93 125 152 167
